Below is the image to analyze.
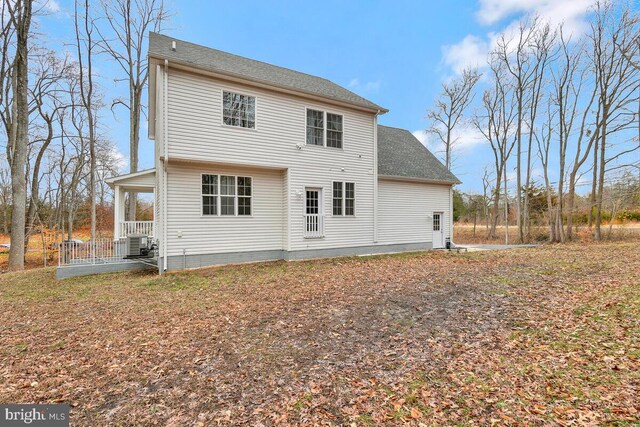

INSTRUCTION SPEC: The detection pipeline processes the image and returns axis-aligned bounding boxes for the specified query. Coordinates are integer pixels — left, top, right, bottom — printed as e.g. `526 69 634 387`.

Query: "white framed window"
237 177 252 215
220 175 236 215
306 109 324 146
332 181 343 215
223 91 256 129
306 109 343 148
326 113 343 148
202 174 218 215
201 174 252 216
332 181 355 216
345 182 355 215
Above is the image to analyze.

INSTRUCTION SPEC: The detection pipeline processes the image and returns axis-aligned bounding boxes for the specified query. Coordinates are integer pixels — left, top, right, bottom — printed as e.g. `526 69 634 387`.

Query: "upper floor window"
202 174 252 216
223 91 256 129
306 109 343 148
326 113 343 148
306 109 324 146
332 181 355 216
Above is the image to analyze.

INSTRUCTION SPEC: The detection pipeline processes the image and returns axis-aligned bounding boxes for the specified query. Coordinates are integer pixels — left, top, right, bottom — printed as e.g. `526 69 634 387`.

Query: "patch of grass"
356 413 374 425
48 340 65 351
493 275 514 285
292 393 312 411
141 273 209 291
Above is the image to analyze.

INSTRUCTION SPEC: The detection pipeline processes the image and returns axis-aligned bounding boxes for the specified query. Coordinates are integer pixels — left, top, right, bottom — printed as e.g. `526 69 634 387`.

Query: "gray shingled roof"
378 125 460 184
149 32 387 113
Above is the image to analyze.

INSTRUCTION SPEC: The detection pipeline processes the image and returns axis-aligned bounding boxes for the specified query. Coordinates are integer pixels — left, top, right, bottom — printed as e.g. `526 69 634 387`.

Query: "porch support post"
114 185 125 239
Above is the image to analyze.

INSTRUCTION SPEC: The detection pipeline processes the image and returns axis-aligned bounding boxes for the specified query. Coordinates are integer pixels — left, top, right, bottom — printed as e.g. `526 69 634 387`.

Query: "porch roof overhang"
106 168 156 192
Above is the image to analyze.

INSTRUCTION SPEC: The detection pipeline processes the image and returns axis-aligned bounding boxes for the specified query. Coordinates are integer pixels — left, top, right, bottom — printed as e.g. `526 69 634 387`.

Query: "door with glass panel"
432 212 444 248
304 188 323 238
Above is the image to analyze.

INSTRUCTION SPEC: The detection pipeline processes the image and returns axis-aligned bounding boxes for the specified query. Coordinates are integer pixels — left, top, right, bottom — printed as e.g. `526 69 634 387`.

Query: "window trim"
220 89 258 131
200 173 254 217
331 181 356 217
304 107 344 150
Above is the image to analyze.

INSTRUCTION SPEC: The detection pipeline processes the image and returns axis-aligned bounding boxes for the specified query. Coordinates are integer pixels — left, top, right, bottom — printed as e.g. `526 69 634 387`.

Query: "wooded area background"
0 0 167 271
428 0 640 244
1 0 639 272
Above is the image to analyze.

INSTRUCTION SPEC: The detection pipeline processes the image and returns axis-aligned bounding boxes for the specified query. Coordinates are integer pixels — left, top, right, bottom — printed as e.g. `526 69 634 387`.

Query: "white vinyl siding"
166 68 376 251
377 179 452 245
166 163 284 257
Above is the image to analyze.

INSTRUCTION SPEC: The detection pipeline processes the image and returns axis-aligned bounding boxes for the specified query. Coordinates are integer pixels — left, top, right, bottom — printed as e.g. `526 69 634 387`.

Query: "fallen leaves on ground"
0 242 638 426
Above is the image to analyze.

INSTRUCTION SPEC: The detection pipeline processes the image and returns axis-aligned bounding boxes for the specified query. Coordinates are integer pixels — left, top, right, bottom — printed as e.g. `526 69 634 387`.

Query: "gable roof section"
377 125 460 184
148 32 387 113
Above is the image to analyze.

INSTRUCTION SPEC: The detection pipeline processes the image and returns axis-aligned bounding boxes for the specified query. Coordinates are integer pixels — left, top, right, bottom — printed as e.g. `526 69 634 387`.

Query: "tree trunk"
588 131 599 229
8 0 33 271
594 112 607 241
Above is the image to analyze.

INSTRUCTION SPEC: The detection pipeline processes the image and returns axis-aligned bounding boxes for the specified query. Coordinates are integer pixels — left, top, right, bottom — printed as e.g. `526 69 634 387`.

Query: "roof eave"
378 174 460 185
105 168 157 189
148 53 389 115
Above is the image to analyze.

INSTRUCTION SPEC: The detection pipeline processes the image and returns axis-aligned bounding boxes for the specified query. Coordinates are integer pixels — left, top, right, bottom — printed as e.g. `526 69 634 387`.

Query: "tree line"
0 0 168 271
428 0 639 243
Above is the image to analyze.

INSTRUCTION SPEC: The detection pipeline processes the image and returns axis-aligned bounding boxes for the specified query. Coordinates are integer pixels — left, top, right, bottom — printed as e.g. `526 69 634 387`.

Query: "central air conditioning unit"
126 234 151 258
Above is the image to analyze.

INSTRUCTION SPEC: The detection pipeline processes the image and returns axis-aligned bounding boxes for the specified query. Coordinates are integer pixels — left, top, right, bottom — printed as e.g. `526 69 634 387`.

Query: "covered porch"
106 168 156 240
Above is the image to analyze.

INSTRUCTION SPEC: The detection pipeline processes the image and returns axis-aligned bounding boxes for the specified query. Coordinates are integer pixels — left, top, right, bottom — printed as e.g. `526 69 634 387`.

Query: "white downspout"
373 111 379 243
163 59 169 271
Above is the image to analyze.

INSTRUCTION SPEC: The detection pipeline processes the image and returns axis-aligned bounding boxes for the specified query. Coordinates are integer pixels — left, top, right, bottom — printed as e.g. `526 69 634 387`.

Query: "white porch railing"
304 214 324 238
57 238 126 266
119 221 154 239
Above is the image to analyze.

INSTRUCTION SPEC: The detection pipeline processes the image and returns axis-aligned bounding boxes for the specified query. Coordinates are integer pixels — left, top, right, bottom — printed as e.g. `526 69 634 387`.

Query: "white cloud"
477 0 595 27
442 35 490 75
414 124 485 156
42 0 61 13
441 0 597 76
364 80 381 92
347 77 381 93
412 129 429 146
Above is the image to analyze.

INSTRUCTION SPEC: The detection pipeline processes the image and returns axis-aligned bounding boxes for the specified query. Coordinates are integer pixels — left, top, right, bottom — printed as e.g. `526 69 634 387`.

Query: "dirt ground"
1 242 639 425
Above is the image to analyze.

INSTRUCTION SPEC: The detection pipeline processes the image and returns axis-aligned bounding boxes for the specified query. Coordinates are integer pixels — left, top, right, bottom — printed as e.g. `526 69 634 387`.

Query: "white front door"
432 212 444 248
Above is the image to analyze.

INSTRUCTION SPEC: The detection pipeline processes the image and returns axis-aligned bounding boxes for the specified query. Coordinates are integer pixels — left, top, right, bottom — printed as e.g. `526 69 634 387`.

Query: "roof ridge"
149 32 380 109
150 32 345 85
378 124 414 132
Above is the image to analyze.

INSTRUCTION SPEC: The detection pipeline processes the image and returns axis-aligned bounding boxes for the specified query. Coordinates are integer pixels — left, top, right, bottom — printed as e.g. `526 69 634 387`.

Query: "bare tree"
6 0 33 271
590 1 640 240
563 37 601 241
493 18 540 243
0 157 10 233
25 50 72 247
74 0 98 240
473 62 517 239
427 68 481 170
98 0 169 219
523 23 555 240
535 98 556 242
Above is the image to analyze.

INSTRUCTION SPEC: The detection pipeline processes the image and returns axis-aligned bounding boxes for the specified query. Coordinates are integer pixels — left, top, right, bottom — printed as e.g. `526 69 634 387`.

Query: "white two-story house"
106 33 459 274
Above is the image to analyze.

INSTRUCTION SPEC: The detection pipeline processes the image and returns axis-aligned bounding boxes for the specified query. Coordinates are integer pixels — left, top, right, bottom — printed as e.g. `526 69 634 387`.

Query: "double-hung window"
202 174 252 216
306 109 343 148
223 91 256 129
332 181 355 216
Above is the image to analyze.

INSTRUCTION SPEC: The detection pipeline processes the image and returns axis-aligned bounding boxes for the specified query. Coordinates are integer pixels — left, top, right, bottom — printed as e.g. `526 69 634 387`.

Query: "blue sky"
37 0 622 194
